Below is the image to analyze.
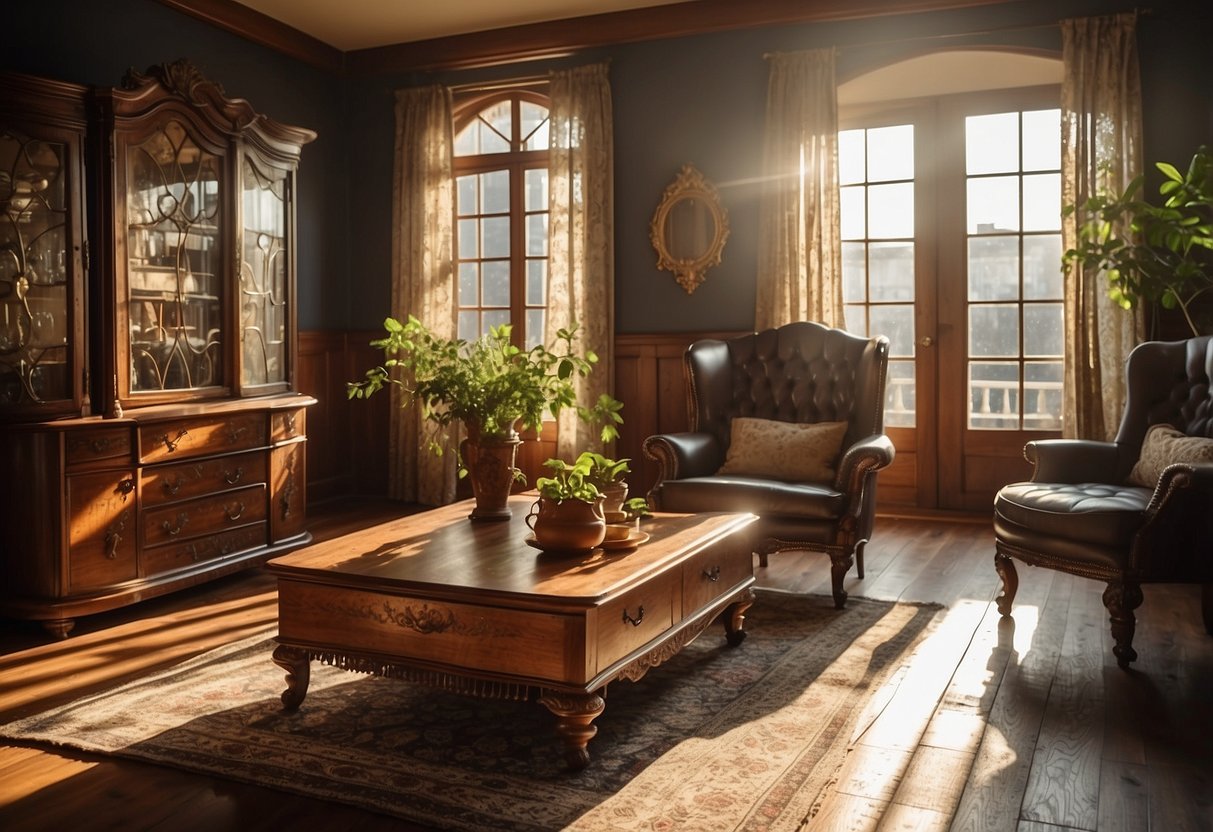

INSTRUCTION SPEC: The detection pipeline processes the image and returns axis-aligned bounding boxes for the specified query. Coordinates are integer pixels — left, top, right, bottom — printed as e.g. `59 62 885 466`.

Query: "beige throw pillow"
1127 424 1213 486
717 417 848 484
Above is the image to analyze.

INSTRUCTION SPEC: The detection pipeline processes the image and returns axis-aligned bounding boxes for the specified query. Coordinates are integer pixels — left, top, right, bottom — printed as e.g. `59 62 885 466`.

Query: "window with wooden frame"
452 90 551 349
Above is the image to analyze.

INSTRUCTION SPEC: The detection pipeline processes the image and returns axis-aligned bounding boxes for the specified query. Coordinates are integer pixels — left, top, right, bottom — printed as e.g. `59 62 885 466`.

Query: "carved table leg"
994 552 1019 616
272 644 311 711
537 691 606 770
723 588 756 647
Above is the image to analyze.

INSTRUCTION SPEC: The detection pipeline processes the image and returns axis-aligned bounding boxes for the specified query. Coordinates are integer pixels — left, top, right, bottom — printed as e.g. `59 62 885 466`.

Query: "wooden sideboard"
0 396 312 637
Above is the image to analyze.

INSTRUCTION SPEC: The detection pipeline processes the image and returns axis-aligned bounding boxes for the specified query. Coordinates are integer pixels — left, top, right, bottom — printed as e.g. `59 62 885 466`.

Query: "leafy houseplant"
349 316 622 520
1063 147 1213 337
575 451 631 515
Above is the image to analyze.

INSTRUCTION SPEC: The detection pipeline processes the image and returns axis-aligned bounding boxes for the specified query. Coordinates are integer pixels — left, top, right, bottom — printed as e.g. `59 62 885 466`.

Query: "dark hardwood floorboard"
1 505 1210 831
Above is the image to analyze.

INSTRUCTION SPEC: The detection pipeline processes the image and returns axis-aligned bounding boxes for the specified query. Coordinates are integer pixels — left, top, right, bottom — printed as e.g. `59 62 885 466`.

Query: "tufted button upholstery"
993 334 1213 670
643 321 894 609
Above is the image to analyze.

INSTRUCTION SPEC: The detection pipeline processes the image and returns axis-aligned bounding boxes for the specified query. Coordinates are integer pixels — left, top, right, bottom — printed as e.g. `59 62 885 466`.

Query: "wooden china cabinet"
0 61 316 637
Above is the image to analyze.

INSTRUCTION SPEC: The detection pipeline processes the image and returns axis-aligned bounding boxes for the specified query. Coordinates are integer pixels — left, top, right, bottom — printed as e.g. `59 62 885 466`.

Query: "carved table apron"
266 495 757 769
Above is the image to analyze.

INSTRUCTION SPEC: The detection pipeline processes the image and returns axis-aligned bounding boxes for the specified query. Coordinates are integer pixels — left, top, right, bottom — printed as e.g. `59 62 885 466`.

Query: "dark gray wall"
2 0 347 331
5 0 1212 335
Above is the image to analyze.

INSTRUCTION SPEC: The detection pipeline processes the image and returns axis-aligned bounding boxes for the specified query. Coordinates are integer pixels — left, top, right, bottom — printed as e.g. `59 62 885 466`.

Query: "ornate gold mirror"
650 164 729 294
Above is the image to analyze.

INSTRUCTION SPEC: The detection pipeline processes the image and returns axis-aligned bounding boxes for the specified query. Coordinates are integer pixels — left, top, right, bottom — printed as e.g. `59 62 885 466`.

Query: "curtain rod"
449 75 550 94
763 8 1151 59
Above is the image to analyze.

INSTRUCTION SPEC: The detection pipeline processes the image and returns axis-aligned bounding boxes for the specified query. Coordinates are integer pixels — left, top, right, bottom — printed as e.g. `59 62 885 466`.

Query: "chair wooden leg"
829 550 854 609
855 540 866 579
1103 580 1144 669
994 552 1018 616
757 550 769 568
1203 583 1213 636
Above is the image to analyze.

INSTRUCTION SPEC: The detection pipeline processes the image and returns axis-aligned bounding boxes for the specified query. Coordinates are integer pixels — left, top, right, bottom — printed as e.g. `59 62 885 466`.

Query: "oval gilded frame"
649 164 730 294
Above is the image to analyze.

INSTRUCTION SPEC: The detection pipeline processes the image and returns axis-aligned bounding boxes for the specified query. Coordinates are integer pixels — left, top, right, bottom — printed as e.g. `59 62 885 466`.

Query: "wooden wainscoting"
298 331 390 503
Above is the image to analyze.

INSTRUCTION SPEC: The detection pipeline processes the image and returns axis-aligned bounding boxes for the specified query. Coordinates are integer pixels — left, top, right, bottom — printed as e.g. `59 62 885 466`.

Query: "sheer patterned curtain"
1062 14 1144 440
548 62 614 459
757 49 844 330
389 84 458 504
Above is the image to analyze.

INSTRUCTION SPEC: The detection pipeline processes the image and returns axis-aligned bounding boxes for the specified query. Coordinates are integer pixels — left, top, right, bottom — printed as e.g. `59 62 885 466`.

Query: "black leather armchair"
643 321 895 608
994 335 1213 668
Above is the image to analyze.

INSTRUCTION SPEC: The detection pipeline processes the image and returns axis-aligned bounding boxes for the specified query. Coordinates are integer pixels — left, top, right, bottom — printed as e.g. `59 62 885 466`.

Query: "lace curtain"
1061 14 1144 440
756 49 844 330
389 85 458 504
548 62 615 459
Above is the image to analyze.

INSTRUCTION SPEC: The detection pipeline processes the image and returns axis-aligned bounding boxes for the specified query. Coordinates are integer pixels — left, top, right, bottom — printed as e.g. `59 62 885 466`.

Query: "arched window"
453 91 550 349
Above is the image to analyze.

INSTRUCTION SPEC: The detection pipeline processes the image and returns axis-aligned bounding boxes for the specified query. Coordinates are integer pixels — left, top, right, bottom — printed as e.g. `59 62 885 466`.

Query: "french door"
841 86 1063 511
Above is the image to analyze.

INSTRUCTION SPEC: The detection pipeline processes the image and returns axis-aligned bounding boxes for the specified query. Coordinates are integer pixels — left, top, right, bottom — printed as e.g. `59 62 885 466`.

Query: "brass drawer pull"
227 425 248 443
90 436 115 453
223 467 245 485
163 475 184 496
161 428 189 453
622 605 645 627
104 510 130 559
162 513 188 537
702 566 721 582
225 502 246 521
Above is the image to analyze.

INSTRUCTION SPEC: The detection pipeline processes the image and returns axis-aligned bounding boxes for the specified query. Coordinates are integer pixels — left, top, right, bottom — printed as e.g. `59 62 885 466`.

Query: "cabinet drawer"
139 413 267 464
142 484 267 547
272 408 305 442
682 544 753 617
142 450 267 507
68 469 138 591
65 428 132 468
143 523 268 576
277 583 580 683
596 575 678 673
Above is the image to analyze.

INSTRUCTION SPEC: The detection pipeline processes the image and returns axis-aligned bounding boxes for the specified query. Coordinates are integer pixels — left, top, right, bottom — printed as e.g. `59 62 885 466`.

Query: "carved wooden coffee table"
266 495 756 768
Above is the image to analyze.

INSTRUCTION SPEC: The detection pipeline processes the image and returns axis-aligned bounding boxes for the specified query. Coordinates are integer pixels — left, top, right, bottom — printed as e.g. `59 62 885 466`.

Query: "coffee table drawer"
682 545 752 616
277 582 582 684
596 577 678 672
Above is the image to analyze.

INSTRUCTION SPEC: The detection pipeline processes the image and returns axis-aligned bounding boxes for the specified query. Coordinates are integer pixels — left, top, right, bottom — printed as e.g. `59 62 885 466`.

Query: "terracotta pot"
526 495 606 552
461 428 522 522
599 481 628 516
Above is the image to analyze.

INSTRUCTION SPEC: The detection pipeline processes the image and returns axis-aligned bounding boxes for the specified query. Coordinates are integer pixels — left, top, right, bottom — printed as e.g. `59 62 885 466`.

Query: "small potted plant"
349 316 622 521
526 456 606 552
575 451 631 516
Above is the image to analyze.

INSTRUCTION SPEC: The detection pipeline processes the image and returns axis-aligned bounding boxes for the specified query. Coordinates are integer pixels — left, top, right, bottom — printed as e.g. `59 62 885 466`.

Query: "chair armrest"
642 432 723 483
1025 439 1120 483
836 434 895 491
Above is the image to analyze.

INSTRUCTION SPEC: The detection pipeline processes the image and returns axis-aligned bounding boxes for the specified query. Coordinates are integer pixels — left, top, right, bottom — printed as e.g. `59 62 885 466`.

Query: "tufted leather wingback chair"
994 336 1213 668
642 321 895 609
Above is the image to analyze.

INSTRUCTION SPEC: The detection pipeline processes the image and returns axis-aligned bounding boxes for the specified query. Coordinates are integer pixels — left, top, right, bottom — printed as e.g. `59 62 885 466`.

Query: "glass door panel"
240 155 289 388
0 130 71 407
126 120 222 394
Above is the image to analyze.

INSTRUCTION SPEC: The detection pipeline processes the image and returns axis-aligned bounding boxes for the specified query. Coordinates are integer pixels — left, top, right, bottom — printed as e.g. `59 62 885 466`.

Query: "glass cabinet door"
124 119 224 396
0 126 78 413
239 153 291 391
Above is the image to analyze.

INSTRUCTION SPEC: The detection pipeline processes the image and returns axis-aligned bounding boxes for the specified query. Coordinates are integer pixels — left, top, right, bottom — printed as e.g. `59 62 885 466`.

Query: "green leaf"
1157 161 1184 182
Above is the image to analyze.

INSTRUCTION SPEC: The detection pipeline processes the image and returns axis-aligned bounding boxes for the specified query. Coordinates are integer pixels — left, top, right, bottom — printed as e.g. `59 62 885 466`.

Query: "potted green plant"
526 456 606 552
1063 146 1213 337
575 451 631 516
349 316 622 521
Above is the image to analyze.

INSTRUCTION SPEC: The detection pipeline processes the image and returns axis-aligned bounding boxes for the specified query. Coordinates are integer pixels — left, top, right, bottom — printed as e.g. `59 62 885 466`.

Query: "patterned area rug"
1 592 940 831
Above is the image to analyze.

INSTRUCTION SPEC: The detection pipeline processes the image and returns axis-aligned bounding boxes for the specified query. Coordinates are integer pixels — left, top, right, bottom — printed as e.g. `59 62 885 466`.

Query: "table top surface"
267 495 755 604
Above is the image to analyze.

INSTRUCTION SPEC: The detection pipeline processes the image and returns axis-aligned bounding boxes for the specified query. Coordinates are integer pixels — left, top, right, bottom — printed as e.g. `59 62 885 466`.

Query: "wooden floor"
1 499 1210 831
